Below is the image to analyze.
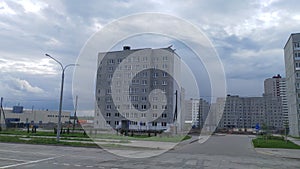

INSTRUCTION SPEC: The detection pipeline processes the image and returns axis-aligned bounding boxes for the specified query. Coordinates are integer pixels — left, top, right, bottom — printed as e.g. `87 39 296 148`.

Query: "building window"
153 72 158 78
117 58 122 63
161 122 167 126
133 104 138 109
153 113 158 118
152 105 158 110
140 72 147 77
162 81 167 85
107 66 113 72
125 65 132 70
141 80 147 85
115 113 120 117
108 59 114 64
129 88 137 94
152 122 157 126
106 89 111 94
106 113 111 117
152 97 158 102
106 105 112 110
105 97 112 102
115 121 119 125
141 105 147 110
141 96 147 101
132 79 139 84
106 121 111 125
135 65 140 70
162 72 167 77
162 113 167 118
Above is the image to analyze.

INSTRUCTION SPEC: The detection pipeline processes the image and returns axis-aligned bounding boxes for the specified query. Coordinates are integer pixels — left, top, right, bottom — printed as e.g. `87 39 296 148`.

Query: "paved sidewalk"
256 148 300 159
288 136 300 146
273 134 300 146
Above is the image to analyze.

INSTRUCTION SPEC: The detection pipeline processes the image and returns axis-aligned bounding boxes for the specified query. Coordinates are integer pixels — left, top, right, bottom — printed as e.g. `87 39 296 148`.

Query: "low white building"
2 106 71 126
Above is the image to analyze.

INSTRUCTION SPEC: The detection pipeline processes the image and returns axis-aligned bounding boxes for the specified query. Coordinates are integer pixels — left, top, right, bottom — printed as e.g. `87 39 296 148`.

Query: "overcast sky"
0 0 298 115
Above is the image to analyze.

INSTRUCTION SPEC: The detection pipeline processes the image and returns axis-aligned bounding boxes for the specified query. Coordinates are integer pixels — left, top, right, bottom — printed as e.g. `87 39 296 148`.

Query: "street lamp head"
45 53 50 57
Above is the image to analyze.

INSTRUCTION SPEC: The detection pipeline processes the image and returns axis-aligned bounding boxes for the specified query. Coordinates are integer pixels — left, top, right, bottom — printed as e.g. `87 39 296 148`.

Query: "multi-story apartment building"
198 98 210 128
284 33 300 136
264 74 288 128
218 95 284 131
184 98 209 128
94 46 181 131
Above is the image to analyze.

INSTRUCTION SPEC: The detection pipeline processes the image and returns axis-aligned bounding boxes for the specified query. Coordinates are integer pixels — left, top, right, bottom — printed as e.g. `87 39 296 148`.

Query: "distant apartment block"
184 98 209 128
217 95 284 131
94 46 182 131
284 33 300 136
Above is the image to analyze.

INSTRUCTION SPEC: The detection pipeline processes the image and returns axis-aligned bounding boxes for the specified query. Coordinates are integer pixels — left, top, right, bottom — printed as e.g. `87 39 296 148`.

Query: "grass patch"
0 135 156 149
252 136 300 149
0 129 89 138
0 129 192 143
0 135 98 148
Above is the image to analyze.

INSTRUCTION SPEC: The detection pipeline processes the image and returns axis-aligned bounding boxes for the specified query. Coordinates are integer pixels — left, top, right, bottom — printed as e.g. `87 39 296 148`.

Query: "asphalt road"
0 135 299 169
175 134 257 156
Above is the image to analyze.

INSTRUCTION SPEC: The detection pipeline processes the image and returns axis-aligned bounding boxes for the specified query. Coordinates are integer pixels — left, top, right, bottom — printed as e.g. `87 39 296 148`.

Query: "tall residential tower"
264 75 288 128
94 46 182 132
284 33 300 136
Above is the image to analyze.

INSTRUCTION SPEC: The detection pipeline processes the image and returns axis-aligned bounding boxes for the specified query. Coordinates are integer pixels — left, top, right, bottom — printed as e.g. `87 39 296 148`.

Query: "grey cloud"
1 0 299 112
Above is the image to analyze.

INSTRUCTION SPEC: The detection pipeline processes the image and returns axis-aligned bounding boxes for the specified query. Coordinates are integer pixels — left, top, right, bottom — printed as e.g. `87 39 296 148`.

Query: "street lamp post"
45 54 78 142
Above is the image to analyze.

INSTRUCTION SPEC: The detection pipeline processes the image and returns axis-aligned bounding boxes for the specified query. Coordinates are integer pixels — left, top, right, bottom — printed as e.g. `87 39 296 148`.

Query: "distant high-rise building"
94 46 182 131
264 75 288 128
184 98 209 128
284 33 300 136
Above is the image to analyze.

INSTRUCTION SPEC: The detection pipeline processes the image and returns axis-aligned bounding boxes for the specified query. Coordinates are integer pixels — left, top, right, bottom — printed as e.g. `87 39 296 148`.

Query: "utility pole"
73 95 78 132
284 120 288 143
173 90 178 135
198 99 202 129
45 54 78 142
0 97 6 131
0 97 2 131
